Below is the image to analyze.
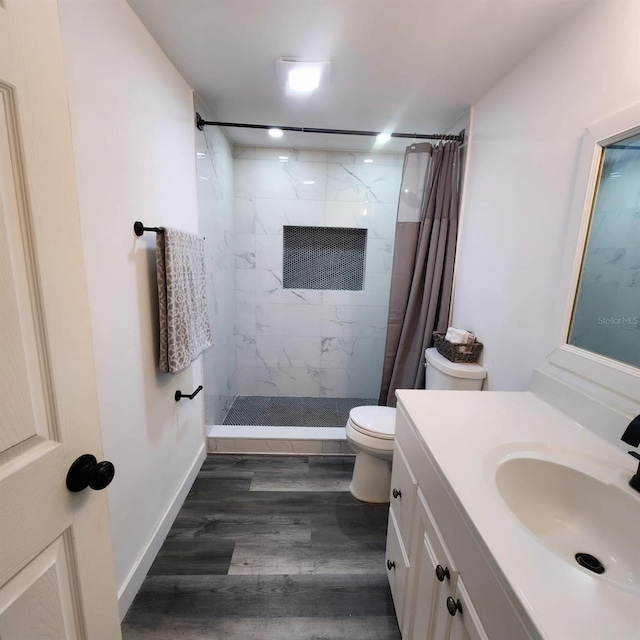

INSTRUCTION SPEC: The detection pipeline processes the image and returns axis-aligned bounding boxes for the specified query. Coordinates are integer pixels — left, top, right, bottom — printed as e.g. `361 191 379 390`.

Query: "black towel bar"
134 221 205 239
134 221 164 236
175 386 203 402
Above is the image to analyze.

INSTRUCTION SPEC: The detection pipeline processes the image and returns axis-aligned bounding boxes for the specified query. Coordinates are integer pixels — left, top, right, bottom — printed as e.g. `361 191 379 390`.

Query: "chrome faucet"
621 414 640 493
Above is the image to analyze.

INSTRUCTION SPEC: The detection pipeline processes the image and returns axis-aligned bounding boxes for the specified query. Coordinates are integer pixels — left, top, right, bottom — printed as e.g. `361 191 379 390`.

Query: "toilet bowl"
346 406 396 503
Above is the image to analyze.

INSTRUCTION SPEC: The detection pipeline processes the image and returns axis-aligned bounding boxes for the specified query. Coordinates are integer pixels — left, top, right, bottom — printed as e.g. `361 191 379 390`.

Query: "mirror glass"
568 132 640 367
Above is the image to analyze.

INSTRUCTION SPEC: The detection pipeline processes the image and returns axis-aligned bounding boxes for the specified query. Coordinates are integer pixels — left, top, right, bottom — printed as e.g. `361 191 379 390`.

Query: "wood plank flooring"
121 454 401 640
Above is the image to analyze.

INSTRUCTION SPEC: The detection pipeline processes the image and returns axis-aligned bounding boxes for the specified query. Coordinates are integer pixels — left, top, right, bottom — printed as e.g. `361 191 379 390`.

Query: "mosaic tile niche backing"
283 226 367 291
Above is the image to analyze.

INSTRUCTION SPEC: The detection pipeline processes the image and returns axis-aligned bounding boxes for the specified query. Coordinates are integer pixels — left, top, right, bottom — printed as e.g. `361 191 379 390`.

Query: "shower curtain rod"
195 113 464 143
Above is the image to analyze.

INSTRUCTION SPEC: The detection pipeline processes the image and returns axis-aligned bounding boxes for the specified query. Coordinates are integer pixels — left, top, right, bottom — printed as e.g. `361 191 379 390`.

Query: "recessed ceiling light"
363 158 373 163
289 68 321 93
196 152 206 157
276 58 330 96
303 180 315 185
279 156 289 162
376 133 392 144
269 128 284 138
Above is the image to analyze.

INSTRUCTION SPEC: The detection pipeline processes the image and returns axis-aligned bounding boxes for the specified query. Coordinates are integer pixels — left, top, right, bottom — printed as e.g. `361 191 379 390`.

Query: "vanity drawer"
389 441 417 549
386 508 410 631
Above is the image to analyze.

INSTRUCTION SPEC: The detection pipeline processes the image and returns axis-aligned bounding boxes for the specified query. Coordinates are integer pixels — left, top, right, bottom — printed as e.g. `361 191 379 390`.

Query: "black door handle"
66 454 115 492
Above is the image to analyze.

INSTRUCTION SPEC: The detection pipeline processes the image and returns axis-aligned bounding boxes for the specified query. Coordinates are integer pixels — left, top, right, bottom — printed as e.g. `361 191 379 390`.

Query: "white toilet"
346 347 487 503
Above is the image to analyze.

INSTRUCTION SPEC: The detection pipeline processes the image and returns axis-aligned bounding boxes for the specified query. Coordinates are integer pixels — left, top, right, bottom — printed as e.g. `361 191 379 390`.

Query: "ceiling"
127 0 589 153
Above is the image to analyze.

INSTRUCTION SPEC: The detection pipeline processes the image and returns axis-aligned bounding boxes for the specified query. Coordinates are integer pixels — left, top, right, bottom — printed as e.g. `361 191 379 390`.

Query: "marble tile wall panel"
235 301 257 337
256 336 322 369
258 303 323 337
255 269 322 305
196 101 237 424
237 366 257 396
233 146 403 397
321 305 389 339
255 364 321 397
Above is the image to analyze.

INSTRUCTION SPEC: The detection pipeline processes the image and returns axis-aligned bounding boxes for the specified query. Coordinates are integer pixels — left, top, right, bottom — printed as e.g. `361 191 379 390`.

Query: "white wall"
233 147 402 398
195 100 237 424
451 0 640 390
59 0 206 617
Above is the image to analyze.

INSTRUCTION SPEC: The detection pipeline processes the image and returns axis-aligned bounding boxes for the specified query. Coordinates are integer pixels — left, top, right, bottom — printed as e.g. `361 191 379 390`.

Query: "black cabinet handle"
175 385 203 401
446 596 462 616
435 564 450 582
386 559 396 570
66 454 115 492
392 488 401 499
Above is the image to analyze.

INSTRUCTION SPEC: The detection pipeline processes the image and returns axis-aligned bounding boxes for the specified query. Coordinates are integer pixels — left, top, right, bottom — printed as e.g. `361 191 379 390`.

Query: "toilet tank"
425 347 487 391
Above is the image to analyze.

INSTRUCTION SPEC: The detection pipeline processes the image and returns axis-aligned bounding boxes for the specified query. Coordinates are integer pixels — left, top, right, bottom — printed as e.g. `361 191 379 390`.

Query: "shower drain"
575 552 605 574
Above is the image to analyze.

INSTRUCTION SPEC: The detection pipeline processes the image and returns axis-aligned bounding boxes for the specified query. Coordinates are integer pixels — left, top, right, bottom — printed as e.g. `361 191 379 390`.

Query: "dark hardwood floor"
121 454 401 640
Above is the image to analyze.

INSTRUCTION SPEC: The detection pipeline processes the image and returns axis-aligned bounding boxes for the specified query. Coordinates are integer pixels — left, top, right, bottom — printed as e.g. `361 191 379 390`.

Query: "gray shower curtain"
379 141 461 406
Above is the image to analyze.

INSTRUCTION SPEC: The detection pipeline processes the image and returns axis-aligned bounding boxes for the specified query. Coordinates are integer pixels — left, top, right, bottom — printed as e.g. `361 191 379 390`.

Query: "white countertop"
396 389 640 640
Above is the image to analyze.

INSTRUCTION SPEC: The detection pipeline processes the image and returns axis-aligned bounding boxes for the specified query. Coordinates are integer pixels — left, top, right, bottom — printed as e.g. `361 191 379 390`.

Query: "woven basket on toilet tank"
432 331 483 363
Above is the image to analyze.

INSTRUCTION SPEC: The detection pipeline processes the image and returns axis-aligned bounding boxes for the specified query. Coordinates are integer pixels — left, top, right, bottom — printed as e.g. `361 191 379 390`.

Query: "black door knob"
446 596 462 616
66 454 115 492
435 564 450 582
392 488 401 499
386 559 396 570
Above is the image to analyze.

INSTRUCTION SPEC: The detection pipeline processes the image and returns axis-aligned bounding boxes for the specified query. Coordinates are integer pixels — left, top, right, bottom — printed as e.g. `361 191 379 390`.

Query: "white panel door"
0 1 121 638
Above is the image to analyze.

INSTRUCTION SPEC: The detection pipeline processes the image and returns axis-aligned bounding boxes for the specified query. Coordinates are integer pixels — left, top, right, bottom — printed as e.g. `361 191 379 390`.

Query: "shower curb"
207 425 351 455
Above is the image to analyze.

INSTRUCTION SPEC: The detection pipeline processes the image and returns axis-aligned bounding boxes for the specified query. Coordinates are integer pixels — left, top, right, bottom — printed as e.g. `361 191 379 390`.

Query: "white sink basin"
495 456 640 590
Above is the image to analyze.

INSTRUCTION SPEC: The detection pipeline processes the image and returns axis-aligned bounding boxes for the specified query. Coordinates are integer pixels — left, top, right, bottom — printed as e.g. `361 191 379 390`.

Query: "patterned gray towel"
156 228 212 373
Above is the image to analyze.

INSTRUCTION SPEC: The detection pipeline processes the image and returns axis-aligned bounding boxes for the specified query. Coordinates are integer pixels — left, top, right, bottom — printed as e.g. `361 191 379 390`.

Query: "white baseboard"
117 442 206 620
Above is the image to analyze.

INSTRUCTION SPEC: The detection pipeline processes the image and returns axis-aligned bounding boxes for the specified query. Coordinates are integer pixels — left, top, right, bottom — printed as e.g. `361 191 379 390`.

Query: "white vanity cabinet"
385 442 416 629
387 462 488 640
386 399 535 640
448 579 489 640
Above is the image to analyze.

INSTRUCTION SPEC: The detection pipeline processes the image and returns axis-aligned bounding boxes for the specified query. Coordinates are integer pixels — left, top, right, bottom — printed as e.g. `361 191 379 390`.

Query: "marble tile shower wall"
196 113 237 424
233 146 403 397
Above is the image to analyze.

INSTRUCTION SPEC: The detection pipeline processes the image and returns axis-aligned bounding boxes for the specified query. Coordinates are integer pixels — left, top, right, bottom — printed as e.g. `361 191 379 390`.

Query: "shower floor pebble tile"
122 455 399 639
222 395 378 426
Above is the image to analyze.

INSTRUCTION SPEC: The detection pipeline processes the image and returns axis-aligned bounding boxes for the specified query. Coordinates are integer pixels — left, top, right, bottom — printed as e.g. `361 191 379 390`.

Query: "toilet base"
349 450 392 503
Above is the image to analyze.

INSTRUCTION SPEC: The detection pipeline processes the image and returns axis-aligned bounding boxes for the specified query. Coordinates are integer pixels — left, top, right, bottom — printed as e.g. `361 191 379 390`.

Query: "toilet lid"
349 406 396 440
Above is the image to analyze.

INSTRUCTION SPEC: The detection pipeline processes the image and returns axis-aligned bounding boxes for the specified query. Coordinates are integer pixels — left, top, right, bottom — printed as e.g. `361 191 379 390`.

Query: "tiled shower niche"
283 225 367 291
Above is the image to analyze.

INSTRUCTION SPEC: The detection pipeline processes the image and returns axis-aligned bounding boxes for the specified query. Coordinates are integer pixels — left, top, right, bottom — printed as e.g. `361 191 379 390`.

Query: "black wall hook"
175 385 203 402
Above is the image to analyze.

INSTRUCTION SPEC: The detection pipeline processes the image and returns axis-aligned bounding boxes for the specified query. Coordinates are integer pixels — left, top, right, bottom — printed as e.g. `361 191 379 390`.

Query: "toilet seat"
348 406 396 440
